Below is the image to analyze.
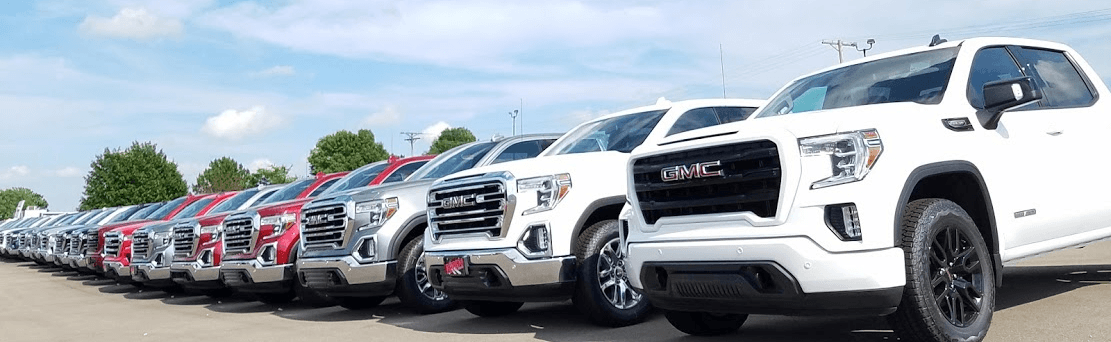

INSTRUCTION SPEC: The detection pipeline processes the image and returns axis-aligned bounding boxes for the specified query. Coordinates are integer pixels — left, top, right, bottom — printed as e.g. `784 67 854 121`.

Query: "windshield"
72 211 103 225
148 197 187 220
414 142 497 180
172 198 214 219
260 178 314 204
129 203 163 221
55 213 83 225
106 206 140 224
208 189 259 214
83 210 114 225
322 162 389 195
757 47 959 118
551 110 668 155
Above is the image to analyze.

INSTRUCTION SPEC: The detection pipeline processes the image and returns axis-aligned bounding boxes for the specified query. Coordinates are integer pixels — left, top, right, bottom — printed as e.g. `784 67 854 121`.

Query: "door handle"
1046 130 1063 136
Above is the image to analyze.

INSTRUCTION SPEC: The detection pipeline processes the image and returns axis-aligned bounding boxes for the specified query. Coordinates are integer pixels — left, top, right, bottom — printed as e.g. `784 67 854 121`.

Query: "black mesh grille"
632 140 781 224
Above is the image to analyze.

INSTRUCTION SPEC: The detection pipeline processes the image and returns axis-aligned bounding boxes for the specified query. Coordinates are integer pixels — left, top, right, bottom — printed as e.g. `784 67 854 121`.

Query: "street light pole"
509 110 519 136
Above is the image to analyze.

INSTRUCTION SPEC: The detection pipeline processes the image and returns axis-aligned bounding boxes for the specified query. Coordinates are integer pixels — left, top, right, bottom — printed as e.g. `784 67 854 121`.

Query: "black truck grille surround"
132 232 150 259
172 223 196 258
103 232 122 257
301 204 347 249
428 180 507 240
632 140 781 225
223 217 255 255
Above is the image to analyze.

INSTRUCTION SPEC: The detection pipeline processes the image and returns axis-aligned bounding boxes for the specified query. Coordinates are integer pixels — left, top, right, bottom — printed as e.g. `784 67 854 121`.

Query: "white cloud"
422 121 452 141
54 167 83 178
253 65 296 77
79 8 183 40
247 158 274 172
362 105 402 126
0 166 30 180
201 106 282 140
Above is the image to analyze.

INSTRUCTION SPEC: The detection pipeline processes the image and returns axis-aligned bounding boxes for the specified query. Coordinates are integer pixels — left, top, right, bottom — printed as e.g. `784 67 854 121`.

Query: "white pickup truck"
620 37 1111 341
423 98 763 326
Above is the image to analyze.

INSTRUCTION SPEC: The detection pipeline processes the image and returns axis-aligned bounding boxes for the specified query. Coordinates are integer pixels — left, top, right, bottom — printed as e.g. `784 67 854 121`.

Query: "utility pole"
719 43 727 98
400 132 422 156
519 98 523 135
509 110 518 136
822 39 875 63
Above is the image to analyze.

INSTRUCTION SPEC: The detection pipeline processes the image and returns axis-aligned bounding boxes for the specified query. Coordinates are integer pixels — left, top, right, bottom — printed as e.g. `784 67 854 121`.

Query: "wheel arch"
895 160 1004 285
569 196 626 254
388 214 428 259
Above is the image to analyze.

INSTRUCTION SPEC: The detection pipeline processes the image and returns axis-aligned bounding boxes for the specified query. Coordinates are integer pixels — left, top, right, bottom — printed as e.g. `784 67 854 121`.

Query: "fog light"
200 250 214 266
825 203 862 241
351 237 377 263
517 224 552 259
257 244 278 266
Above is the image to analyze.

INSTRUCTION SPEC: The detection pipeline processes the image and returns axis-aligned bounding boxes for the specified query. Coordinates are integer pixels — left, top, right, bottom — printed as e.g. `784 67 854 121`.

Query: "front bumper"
220 259 294 293
626 237 905 315
103 261 133 282
131 262 173 284
424 248 577 302
296 256 397 297
170 263 223 289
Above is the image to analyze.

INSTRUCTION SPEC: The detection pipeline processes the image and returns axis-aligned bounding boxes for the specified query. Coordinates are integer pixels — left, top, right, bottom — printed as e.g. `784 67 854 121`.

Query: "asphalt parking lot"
1 242 1108 342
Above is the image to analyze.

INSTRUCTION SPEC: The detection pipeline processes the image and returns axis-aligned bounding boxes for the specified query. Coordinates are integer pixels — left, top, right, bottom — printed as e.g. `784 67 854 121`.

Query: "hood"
444 151 630 182
309 179 436 206
107 220 161 235
256 197 314 217
98 219 154 234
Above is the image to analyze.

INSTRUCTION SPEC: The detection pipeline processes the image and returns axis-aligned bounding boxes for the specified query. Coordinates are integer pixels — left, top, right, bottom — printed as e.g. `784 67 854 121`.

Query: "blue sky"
3 0 1110 211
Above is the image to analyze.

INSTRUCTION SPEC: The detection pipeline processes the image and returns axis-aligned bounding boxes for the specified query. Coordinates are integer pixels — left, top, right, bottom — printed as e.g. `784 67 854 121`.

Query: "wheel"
889 199 996 342
462 301 524 317
571 220 651 327
396 235 457 314
664 310 747 336
336 296 387 310
255 291 297 305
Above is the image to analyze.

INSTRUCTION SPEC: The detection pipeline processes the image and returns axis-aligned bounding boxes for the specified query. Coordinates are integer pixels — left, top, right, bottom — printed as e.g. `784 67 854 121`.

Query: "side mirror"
981 76 1042 129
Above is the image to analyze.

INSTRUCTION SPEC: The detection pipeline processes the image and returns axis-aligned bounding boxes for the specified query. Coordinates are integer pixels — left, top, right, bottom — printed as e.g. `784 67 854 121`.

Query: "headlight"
354 197 399 231
261 213 296 238
517 174 572 215
153 231 172 245
199 225 221 242
798 129 883 189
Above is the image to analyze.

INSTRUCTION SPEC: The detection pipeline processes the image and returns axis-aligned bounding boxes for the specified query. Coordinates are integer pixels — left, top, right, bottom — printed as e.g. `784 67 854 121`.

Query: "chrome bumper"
132 262 172 281
105 261 132 277
170 263 221 282
296 256 395 285
221 260 293 284
424 248 576 287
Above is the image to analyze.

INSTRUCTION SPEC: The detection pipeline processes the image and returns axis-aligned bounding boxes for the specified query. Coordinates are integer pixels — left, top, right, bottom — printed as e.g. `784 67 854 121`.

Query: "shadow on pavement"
99 284 141 294
66 274 99 281
82 278 117 286
996 264 1111 311
51 270 80 277
124 289 174 300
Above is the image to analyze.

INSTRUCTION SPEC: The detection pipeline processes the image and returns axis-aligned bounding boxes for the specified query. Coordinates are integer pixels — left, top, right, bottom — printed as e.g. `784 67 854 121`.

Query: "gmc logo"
172 232 190 240
441 194 476 210
661 161 724 182
304 214 329 226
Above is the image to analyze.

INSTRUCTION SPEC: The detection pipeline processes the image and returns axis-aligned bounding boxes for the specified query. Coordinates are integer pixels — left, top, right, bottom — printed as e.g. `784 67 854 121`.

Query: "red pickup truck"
170 172 349 296
85 197 190 276
221 155 434 304
101 192 236 284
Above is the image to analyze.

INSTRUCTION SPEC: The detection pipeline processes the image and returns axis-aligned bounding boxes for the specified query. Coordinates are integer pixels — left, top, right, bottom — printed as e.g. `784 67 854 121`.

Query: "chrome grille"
68 234 82 255
38 233 48 250
172 223 196 258
428 180 507 239
103 232 122 257
83 233 99 255
132 231 150 259
301 204 347 249
223 217 255 255
54 234 65 252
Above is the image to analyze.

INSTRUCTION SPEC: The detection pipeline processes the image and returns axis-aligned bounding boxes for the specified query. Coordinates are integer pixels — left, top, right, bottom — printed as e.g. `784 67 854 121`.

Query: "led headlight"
261 213 296 238
517 174 572 215
799 129 883 189
199 224 222 242
354 197 399 231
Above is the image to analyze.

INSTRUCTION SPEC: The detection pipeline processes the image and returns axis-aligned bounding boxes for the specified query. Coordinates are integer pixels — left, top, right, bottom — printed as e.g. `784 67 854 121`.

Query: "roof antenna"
929 34 948 47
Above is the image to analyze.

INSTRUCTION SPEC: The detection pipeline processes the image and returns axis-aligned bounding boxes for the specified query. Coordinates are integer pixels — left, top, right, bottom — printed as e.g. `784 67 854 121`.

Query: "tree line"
1 128 476 213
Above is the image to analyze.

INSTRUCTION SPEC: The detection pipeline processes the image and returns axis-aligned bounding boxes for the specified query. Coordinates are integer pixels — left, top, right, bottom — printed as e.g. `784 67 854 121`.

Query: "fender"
894 160 1003 285
569 195 627 253
387 213 428 259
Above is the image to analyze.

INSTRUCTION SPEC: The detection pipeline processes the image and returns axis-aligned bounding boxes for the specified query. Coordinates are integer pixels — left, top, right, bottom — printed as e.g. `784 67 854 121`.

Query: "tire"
336 296 387 310
255 291 297 305
664 310 747 336
889 199 996 342
463 301 524 317
396 235 457 314
571 220 651 327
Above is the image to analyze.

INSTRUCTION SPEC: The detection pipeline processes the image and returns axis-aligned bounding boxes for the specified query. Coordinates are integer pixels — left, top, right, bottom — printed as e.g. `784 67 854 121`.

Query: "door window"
1011 47 1096 108
493 141 544 164
966 47 1026 109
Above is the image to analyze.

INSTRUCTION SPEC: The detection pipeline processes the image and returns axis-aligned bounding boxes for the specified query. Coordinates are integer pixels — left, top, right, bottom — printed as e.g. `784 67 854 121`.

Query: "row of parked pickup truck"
3 37 1109 342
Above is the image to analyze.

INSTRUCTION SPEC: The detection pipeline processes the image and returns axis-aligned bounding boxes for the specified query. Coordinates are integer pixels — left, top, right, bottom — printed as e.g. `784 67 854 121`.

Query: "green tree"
428 127 477 154
78 142 188 210
249 165 297 187
0 187 49 220
308 129 389 173
193 157 252 193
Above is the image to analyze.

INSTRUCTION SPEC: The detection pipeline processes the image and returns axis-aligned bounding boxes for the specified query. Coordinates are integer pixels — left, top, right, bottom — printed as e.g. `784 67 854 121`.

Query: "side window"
666 107 759 136
382 161 429 184
967 47 1026 109
308 179 340 197
537 139 556 152
1012 47 1096 108
493 141 543 164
